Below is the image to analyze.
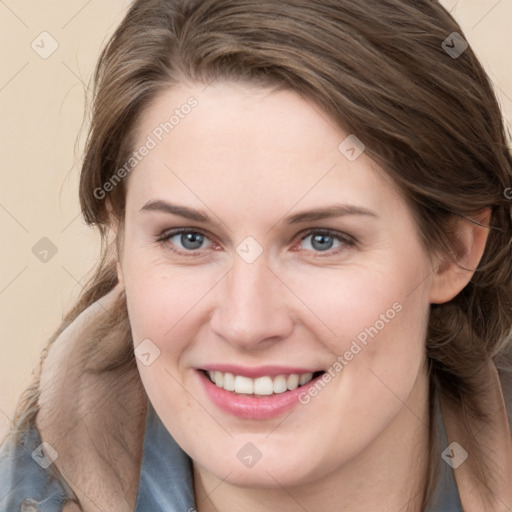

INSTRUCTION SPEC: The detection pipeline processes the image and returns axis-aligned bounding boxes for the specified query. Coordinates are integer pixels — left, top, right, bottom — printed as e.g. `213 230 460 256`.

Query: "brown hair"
7 0 512 509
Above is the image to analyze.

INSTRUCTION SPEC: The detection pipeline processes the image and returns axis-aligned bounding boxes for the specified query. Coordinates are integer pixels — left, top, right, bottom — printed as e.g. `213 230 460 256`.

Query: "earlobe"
113 231 125 289
429 209 491 304
116 261 125 288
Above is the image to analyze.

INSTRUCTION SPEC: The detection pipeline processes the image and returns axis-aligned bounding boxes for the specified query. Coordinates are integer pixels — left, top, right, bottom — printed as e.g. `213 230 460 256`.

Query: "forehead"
134 81 339 162
126 81 401 219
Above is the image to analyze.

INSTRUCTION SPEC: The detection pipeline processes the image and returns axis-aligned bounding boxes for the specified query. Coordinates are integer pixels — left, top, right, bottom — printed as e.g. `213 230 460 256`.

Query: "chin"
194 445 327 489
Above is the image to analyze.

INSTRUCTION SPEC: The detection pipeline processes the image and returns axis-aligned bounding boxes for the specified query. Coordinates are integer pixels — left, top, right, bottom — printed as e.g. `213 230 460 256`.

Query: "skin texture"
109 81 490 512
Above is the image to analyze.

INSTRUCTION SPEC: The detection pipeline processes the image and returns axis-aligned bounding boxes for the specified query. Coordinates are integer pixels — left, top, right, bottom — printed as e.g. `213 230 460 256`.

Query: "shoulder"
440 356 512 511
1 285 147 512
37 285 147 511
0 426 77 511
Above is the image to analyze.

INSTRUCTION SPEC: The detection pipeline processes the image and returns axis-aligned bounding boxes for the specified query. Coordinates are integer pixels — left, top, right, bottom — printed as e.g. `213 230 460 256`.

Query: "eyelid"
156 227 216 251
293 228 356 256
157 227 210 242
298 228 355 244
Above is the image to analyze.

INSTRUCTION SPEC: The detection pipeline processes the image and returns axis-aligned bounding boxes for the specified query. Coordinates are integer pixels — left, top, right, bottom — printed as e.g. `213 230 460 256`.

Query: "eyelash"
156 228 355 257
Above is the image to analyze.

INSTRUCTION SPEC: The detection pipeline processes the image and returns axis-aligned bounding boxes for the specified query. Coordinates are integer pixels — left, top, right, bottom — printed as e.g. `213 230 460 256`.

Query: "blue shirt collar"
134 402 195 511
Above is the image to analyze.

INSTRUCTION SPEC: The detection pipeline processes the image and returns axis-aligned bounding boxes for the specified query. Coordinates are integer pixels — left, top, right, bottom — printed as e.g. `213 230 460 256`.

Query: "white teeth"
254 376 274 395
286 374 299 390
206 370 317 395
299 372 313 385
234 375 254 394
223 372 235 391
214 371 224 387
273 375 287 394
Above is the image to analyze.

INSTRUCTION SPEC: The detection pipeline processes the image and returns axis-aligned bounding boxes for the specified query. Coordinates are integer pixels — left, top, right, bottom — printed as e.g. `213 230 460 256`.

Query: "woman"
1 0 512 510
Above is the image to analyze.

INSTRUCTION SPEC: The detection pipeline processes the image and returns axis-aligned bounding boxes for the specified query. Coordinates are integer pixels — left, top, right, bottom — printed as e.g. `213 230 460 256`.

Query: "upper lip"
199 364 323 378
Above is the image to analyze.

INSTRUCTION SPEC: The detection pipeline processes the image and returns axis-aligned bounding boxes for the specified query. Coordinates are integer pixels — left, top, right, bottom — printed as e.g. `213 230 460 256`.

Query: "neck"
193 366 430 512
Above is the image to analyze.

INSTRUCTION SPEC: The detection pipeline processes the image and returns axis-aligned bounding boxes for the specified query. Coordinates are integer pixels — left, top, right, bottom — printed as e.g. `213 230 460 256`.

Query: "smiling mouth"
202 369 325 396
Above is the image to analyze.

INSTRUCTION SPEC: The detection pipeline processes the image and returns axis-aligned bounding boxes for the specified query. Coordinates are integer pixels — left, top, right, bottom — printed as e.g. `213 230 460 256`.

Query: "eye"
297 229 354 254
157 228 214 254
156 227 354 257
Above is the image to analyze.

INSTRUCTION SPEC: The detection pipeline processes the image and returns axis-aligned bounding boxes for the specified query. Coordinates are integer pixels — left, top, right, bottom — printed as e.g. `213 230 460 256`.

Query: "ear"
429 209 491 304
115 239 125 289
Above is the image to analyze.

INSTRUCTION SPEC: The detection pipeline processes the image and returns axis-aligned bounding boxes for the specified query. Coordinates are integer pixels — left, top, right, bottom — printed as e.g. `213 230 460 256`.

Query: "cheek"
122 251 220 357
122 258 213 423
287 251 431 420
289 258 428 356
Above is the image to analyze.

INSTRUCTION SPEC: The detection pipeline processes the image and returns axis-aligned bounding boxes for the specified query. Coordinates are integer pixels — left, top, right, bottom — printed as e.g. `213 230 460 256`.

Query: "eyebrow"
139 199 379 225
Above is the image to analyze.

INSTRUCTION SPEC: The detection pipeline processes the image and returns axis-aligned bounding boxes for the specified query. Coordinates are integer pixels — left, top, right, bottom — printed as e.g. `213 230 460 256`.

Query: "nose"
209 255 294 351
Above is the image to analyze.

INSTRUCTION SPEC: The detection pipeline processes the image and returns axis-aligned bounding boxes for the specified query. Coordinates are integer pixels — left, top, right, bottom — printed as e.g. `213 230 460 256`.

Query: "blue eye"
158 229 213 252
157 228 354 257
298 229 353 253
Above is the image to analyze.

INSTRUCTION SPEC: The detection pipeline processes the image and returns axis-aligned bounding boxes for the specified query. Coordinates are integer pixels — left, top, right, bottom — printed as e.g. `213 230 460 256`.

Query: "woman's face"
117 81 435 487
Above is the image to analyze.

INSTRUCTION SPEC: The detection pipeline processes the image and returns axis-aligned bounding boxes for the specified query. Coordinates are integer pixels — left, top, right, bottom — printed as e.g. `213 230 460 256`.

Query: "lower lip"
198 370 323 420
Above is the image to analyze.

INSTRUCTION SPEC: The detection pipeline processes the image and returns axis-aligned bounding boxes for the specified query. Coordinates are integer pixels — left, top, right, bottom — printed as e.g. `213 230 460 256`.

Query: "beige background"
1 0 511 439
